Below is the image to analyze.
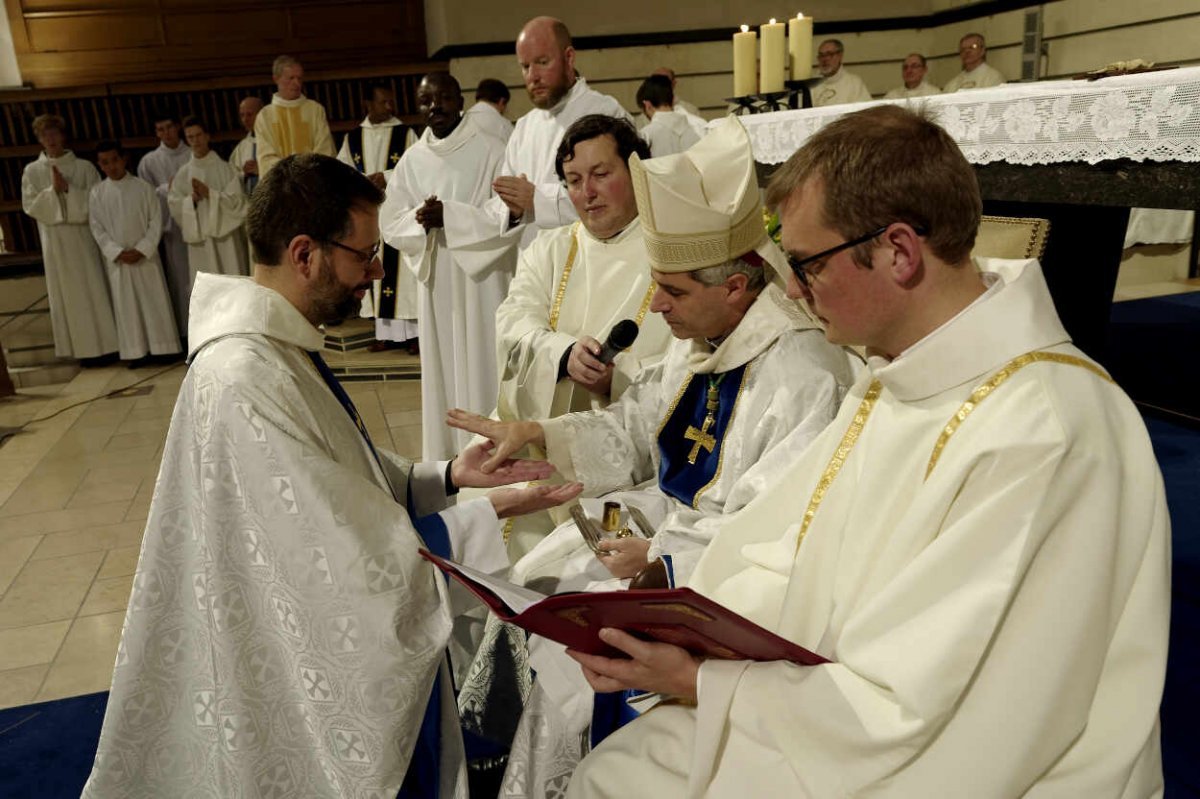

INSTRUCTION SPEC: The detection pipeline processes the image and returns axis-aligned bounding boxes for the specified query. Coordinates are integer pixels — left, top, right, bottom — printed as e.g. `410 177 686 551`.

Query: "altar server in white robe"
567 104 1170 799
493 114 673 557
813 39 873 107
636 74 705 158
381 72 514 461
21 114 118 361
337 84 419 344
884 53 941 99
254 55 335 177
88 140 181 364
466 78 515 143
450 117 859 798
229 96 263 196
943 33 1007 93
489 16 633 249
167 116 249 278
82 153 581 799
137 110 193 337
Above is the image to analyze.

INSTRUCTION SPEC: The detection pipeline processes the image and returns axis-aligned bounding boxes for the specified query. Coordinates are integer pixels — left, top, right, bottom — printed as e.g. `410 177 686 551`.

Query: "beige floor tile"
0 664 50 710
123 479 157 523
0 620 71 670
31 520 146 561
39 425 119 460
65 464 147 509
0 535 43 596
0 550 104 629
0 471 87 517
97 545 140 580
78 574 134 616
113 417 170 437
104 431 166 451
389 424 423 461
122 405 176 424
385 409 423 427
0 501 130 543
0 479 19 509
35 611 124 702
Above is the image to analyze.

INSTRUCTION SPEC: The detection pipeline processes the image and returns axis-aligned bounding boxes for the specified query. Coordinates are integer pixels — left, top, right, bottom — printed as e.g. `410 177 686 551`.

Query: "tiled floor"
0 362 421 711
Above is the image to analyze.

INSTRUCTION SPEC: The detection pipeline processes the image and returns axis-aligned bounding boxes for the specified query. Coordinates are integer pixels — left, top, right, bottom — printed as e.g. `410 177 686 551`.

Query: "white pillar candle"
789 13 814 80
760 18 786 93
733 24 757 97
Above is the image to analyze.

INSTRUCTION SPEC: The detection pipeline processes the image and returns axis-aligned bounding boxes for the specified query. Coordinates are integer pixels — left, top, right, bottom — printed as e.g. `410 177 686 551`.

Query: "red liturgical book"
420 549 828 665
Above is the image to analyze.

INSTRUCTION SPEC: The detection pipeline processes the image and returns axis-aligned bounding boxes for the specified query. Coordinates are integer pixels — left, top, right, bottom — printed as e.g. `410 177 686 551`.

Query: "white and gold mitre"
629 115 786 280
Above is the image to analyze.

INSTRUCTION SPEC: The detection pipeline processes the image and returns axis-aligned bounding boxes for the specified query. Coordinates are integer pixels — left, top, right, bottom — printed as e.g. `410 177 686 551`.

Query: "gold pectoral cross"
683 382 722 464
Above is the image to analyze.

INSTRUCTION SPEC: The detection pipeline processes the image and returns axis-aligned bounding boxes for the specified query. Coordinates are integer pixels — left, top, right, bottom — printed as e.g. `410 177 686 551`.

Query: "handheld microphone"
596 319 639 364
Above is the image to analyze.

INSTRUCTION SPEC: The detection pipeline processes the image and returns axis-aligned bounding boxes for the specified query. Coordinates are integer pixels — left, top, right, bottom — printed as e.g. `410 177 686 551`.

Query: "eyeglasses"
786 224 927 288
325 239 381 265
817 50 841 58
959 43 983 52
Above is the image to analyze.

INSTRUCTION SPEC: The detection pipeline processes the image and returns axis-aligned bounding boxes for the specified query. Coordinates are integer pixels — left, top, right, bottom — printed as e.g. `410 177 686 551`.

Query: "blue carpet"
0 690 105 798
1108 291 1200 418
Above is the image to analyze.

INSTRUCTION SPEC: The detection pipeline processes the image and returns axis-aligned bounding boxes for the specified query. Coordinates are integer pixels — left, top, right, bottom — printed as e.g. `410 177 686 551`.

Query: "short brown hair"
765 104 981 266
32 114 66 138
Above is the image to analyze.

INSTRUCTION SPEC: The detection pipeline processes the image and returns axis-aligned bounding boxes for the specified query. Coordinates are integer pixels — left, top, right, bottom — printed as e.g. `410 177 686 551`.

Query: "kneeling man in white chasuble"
450 116 860 799
82 153 581 799
380 72 515 462
565 105 1171 798
490 114 673 559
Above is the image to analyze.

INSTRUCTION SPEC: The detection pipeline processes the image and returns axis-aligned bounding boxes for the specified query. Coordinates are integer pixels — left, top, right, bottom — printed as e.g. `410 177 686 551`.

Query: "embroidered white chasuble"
254 94 335 177
568 258 1171 799
380 117 514 461
83 273 510 799
167 151 249 277
21 151 119 358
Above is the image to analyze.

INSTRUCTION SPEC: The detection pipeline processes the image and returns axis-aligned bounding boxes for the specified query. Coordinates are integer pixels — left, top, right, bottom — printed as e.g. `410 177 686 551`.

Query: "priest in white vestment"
813 39 873 107
167 117 249 278
254 55 335 177
336 84 419 344
82 153 581 799
137 111 193 337
451 118 859 798
489 17 633 250
228 96 263 196
492 113 673 558
943 33 1007 93
636 75 706 158
21 114 119 360
88 140 181 363
567 105 1170 799
380 73 515 461
884 53 941 99
466 78 515 143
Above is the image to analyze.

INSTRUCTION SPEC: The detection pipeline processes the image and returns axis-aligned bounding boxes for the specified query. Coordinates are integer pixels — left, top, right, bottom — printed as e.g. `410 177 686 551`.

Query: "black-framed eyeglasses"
325 239 381 265
786 224 926 288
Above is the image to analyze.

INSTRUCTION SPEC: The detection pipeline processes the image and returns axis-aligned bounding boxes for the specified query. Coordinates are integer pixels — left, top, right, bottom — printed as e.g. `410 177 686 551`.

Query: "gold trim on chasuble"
793 350 1113 555
548 222 656 333
272 105 312 156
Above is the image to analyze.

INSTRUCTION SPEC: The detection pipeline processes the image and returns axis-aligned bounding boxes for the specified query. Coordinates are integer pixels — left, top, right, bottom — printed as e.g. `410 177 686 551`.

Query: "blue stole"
657 364 748 507
306 351 444 796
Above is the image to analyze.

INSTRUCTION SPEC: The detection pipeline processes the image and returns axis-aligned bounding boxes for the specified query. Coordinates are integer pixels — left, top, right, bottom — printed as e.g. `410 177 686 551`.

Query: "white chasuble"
812 68 873 107
83 273 510 799
884 81 941 99
88 174 181 359
943 62 1007 93
464 101 514 143
380 117 514 461
494 284 859 799
167 151 249 277
569 259 1170 799
254 94 336 177
229 133 256 196
486 78 633 249
138 141 193 336
641 109 705 158
21 151 119 358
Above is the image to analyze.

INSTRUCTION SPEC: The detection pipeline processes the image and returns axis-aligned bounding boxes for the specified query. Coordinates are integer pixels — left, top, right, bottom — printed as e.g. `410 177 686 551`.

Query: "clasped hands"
190 178 210 203
416 196 444 231
447 421 581 519
492 173 535 220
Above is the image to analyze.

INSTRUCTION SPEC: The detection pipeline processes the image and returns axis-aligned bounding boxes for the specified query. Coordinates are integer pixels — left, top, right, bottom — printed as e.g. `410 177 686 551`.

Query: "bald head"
239 96 263 133
516 16 576 109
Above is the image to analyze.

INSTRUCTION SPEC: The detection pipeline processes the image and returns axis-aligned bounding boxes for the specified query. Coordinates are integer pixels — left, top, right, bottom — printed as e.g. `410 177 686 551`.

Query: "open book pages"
441 557 549 614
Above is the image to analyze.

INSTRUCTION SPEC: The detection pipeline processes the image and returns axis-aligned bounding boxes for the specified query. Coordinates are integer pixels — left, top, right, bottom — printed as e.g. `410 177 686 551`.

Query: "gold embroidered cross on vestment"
684 374 725 464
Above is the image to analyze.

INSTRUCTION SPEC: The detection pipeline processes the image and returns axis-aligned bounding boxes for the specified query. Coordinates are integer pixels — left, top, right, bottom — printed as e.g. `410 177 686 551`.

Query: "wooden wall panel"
26 12 162 52
162 10 286 46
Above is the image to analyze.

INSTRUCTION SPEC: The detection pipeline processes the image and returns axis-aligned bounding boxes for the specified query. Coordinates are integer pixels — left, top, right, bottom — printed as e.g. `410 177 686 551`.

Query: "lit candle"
760 18 786 93
789 12 814 80
733 24 757 97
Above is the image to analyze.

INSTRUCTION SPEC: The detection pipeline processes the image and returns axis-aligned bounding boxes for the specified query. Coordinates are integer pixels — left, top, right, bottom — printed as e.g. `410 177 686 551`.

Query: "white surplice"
812 68 873 107
570 258 1170 799
138 141 193 336
465 101 514 143
82 272 511 799
943 61 1007 93
88 174 180 359
641 109 706 158
497 283 860 799
21 151 119 358
228 133 257 196
380 116 514 461
883 80 941 99
254 93 336 177
337 115 419 326
486 78 632 249
167 151 249 278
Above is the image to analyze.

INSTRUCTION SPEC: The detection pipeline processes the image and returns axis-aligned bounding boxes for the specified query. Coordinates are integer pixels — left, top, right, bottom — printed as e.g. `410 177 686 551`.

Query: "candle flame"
797 12 805 19
740 24 749 32
769 18 777 24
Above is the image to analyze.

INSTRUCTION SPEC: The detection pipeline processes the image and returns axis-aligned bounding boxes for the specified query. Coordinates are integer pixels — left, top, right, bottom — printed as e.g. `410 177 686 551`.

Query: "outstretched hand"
568 628 701 701
450 439 553 488
488 481 583 519
446 409 545 474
